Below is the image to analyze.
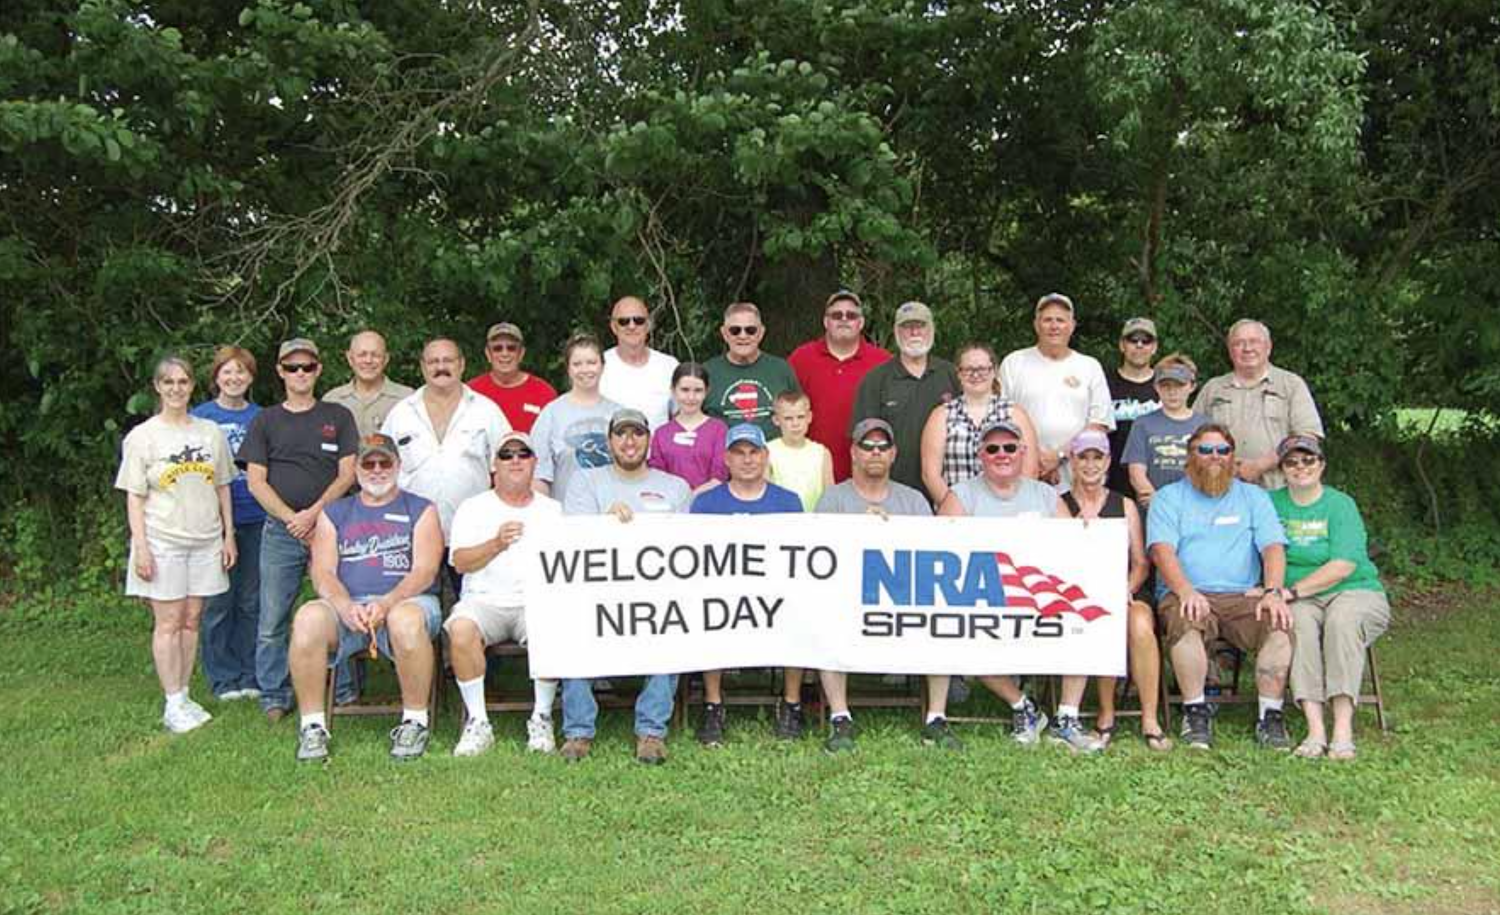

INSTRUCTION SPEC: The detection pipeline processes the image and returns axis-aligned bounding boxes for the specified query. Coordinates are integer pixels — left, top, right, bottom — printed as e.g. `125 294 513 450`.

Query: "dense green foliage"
2 1 1498 580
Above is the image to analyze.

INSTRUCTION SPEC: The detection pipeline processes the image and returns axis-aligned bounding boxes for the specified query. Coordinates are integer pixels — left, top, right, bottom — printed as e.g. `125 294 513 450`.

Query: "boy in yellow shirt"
767 391 834 512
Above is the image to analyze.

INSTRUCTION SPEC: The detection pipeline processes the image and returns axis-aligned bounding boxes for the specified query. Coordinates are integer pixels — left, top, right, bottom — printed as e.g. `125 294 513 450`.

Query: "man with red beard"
1147 424 1294 752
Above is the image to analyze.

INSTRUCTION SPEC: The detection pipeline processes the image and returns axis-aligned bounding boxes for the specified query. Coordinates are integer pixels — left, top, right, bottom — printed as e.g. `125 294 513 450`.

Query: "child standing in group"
767 390 833 512
648 363 729 493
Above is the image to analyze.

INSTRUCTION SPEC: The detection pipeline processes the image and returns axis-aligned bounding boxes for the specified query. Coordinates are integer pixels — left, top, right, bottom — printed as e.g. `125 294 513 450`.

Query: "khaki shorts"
444 598 526 647
1159 592 1289 654
125 537 229 601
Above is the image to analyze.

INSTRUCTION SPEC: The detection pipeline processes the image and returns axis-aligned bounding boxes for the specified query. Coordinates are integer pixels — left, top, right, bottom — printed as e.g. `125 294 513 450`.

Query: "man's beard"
360 478 396 498
1187 459 1232 498
898 339 932 359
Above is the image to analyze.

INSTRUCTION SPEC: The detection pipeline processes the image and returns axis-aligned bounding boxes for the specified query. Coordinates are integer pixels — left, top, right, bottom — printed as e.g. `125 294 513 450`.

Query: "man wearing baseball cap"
241 337 360 721
467 322 558 433
288 433 444 761
687 423 803 746
1121 353 1209 509
849 301 960 496
788 290 892 481
1106 317 1162 495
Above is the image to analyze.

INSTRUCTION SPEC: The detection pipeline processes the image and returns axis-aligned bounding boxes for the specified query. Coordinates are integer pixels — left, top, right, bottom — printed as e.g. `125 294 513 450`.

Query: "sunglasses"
826 310 862 322
856 439 893 453
488 341 521 353
359 458 394 471
1124 335 1155 345
614 316 648 327
496 448 535 461
1195 443 1234 456
1281 455 1321 469
981 442 1023 456
725 325 760 337
280 362 319 374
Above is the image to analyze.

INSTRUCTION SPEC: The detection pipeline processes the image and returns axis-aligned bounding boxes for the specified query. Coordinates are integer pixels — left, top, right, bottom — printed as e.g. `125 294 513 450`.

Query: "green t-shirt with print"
1269 485 1384 594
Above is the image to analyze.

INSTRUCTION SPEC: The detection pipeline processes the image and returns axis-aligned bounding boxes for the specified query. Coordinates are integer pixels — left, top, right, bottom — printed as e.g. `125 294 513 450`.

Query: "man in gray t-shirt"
557 409 686 765
814 419 963 752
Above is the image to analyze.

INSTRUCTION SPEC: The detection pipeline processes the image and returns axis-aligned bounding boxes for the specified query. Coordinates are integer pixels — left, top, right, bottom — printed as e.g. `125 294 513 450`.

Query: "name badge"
383 513 410 523
1214 515 1241 526
320 443 339 453
524 403 543 415
672 431 697 447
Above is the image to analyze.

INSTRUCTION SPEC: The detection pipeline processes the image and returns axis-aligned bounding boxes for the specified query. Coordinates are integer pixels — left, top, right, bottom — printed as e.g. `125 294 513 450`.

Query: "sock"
830 710 851 723
165 689 187 710
926 712 945 725
1258 697 1284 719
402 709 429 727
1182 695 1206 707
1058 704 1080 721
532 679 557 720
300 712 327 731
457 677 488 724
1010 695 1028 711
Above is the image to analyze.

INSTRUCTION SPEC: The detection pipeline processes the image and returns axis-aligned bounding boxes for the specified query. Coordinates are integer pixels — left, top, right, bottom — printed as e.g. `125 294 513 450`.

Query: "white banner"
522 514 1127 679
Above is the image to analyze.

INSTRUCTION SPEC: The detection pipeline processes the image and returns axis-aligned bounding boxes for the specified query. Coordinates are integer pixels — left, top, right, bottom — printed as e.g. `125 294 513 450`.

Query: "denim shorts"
331 593 442 666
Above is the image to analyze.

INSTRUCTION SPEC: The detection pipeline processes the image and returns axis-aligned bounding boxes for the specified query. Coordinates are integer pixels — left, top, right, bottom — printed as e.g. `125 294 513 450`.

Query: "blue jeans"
256 518 361 710
200 521 262 696
562 675 677 740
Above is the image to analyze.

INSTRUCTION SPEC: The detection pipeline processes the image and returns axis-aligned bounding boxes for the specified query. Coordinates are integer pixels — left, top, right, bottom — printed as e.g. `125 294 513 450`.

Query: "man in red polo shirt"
467 322 558 433
787 290 891 481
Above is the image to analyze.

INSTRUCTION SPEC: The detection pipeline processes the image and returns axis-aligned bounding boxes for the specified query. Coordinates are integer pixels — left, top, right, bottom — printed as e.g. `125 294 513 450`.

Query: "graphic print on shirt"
1283 517 1329 547
159 442 218 488
719 379 774 425
338 518 413 578
568 428 612 470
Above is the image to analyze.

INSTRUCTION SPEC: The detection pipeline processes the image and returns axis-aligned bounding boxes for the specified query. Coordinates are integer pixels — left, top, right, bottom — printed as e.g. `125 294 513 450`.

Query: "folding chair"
323 637 442 729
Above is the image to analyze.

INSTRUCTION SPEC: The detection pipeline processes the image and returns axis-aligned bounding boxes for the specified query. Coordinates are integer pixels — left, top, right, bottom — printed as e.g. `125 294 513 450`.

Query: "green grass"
2 593 1498 915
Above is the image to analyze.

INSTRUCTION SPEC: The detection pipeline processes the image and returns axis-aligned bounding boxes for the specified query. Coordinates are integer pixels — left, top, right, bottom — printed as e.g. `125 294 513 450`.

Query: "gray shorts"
444 598 526 647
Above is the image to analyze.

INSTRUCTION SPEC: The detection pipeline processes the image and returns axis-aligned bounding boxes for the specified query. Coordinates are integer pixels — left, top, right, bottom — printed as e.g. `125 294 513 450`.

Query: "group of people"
115 291 1389 765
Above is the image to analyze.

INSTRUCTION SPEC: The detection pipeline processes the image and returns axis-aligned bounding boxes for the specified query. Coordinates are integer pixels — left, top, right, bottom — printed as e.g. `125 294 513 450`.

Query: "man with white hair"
1194 319 1324 489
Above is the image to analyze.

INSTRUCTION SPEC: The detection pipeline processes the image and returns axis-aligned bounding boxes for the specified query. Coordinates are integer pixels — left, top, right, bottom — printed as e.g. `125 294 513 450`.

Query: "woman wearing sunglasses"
116 355 237 733
529 334 621 503
1269 435 1389 760
920 343 1041 511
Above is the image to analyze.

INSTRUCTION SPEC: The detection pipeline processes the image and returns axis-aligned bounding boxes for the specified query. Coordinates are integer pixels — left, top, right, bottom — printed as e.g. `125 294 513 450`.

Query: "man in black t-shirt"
241 338 358 720
1106 317 1161 495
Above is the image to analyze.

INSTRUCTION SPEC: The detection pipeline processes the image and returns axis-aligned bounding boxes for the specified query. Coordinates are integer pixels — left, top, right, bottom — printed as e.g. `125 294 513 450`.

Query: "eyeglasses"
1281 455 1321 469
614 316 648 327
725 325 760 337
958 365 994 376
489 342 521 353
855 439 893 453
1194 443 1233 456
280 362 319 374
496 448 535 461
981 442 1022 456
1124 335 1155 345
359 458 394 471
826 310 862 322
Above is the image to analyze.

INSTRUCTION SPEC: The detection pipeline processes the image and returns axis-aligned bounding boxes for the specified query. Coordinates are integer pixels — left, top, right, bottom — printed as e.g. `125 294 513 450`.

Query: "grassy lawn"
2 590 1497 915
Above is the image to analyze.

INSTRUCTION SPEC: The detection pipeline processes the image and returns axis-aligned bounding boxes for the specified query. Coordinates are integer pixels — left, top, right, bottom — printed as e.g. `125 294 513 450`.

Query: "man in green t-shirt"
703 301 801 438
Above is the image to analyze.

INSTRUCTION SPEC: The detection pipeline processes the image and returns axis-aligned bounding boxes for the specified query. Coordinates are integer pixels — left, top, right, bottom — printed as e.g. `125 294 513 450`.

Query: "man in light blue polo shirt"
1148 423 1293 752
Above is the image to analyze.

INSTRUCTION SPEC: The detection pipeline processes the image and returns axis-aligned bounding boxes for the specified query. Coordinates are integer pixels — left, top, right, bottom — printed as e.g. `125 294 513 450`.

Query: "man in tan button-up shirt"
323 330 413 437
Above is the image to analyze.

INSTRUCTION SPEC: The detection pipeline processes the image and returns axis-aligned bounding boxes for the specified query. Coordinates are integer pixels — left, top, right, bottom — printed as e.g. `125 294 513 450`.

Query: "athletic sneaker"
1181 703 1214 750
216 689 245 701
296 723 330 761
697 702 726 747
824 716 857 753
921 717 964 751
774 699 804 740
1255 708 1292 751
162 704 206 734
453 718 495 757
240 688 262 701
389 720 429 761
1010 698 1048 746
1048 715 1104 754
180 698 213 727
526 715 556 754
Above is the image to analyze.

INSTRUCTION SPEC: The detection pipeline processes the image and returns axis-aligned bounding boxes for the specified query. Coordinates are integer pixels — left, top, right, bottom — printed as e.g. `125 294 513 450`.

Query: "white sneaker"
162 704 206 734
181 699 213 726
240 688 262 700
526 715 556 753
216 689 245 701
454 718 495 757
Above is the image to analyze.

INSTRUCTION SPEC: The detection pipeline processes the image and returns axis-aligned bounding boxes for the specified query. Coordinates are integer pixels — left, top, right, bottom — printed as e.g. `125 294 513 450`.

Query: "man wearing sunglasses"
1106 317 1162 496
468 322 558 434
788 290 892 482
813 418 961 752
600 296 679 432
558 408 690 764
289 433 444 762
1194 319 1324 490
704 301 802 438
1146 423 1294 751
445 431 565 758
242 338 359 722
939 420 1100 751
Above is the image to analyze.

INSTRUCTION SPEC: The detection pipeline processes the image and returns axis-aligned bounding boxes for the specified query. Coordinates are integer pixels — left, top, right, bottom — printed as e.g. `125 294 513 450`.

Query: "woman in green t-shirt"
1269 435 1390 761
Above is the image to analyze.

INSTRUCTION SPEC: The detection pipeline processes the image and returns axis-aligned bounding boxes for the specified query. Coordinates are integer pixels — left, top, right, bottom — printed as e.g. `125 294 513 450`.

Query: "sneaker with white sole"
389 720 430 761
240 688 262 701
526 715 556 753
162 704 206 734
1047 715 1104 754
1011 698 1048 746
297 723 330 761
454 718 495 757
216 689 245 701
181 699 213 727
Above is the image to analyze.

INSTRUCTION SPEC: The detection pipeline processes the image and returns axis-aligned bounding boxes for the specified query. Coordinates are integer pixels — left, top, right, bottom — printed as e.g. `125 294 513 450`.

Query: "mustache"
432 370 452 378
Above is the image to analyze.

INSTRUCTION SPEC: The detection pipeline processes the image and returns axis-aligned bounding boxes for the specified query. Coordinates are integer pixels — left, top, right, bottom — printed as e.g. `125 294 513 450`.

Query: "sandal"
1328 741 1357 761
1293 738 1327 759
1095 721 1117 749
1142 729 1173 752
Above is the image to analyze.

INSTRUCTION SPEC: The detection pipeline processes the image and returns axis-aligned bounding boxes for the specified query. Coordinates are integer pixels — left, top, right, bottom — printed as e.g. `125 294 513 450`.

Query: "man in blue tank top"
287 434 444 762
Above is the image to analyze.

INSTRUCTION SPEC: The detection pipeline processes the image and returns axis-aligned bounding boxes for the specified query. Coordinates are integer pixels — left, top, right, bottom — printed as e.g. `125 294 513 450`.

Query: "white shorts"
444 598 526 647
125 537 229 601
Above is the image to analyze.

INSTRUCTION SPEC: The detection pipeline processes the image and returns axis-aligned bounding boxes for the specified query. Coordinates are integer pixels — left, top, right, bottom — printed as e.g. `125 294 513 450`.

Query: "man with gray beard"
848 302 960 495
1146 423 1294 752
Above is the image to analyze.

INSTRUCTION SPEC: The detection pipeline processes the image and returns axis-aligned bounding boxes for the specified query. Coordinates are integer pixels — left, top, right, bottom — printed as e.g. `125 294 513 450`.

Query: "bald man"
324 330 414 437
600 296 679 432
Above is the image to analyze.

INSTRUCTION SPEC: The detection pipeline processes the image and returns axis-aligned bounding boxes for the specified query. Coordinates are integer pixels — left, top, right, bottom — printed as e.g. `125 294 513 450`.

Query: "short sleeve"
1326 492 1369 564
562 472 600 516
1287 374 1325 438
531 404 557 483
209 423 234 486
240 409 270 467
1145 486 1182 549
448 498 487 554
1122 419 1148 466
1248 487 1288 551
114 427 149 495
1086 361 1116 430
332 404 359 456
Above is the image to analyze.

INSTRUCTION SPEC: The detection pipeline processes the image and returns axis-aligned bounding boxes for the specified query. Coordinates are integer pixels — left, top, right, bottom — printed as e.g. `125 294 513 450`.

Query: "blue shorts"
330 594 442 666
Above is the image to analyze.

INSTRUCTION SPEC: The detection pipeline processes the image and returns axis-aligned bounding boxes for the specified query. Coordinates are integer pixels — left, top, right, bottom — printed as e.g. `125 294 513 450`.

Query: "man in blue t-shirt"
687 423 802 746
286 434 444 763
1147 423 1293 752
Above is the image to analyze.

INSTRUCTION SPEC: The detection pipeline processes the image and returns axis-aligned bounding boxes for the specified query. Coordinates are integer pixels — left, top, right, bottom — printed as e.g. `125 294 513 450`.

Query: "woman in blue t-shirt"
191 345 267 701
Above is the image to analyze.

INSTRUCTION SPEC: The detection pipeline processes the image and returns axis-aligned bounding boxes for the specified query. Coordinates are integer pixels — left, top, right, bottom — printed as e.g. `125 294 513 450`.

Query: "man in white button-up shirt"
381 338 511 538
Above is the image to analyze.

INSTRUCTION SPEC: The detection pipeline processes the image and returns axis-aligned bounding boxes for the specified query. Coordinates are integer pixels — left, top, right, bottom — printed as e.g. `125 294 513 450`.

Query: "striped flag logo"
996 552 1110 622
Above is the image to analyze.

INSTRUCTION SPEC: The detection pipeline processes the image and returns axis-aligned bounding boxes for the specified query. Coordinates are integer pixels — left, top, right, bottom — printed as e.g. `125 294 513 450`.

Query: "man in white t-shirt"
443 431 564 758
600 295 679 432
999 292 1114 490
